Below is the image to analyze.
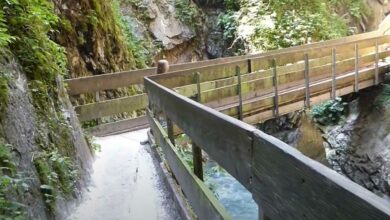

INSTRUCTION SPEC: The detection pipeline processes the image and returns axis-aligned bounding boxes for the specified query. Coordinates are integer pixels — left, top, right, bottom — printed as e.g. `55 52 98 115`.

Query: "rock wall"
322 87 390 198
118 0 207 65
0 54 92 219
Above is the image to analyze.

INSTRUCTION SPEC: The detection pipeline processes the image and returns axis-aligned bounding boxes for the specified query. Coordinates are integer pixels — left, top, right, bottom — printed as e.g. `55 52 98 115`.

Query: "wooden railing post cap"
157 60 170 74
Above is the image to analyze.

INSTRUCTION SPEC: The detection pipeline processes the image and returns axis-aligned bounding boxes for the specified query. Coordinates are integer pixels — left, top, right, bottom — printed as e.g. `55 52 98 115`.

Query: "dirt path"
68 129 181 220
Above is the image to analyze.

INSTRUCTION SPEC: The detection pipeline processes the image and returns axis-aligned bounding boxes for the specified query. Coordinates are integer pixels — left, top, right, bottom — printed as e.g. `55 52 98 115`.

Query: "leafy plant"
112 0 151 68
311 97 347 125
0 11 13 48
373 84 390 109
1 0 67 82
34 150 79 211
172 0 201 31
217 12 238 43
0 140 29 219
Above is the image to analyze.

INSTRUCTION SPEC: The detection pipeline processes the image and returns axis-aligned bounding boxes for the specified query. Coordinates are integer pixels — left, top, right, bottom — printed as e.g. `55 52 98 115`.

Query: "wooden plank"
375 40 379 85
218 63 390 122
193 72 204 180
200 50 390 105
192 142 203 181
151 36 390 89
253 35 390 71
237 66 243 120
145 77 257 190
66 32 386 96
304 54 310 108
355 43 359 92
251 130 390 219
332 48 337 99
147 111 231 220
242 78 377 125
151 60 249 89
174 44 379 99
272 59 279 117
66 68 155 95
86 116 149 137
75 93 148 121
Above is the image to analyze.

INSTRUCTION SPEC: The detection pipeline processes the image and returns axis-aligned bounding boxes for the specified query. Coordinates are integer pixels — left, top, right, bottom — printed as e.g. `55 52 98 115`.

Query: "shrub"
373 84 390 109
311 97 347 125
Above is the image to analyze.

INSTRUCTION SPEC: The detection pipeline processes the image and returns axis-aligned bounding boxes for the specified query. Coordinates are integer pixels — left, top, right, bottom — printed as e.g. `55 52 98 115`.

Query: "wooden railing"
146 75 390 219
65 28 390 136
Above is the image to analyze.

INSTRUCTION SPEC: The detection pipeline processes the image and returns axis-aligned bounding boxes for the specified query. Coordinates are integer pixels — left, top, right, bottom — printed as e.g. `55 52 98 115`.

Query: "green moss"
0 74 9 118
1 0 67 82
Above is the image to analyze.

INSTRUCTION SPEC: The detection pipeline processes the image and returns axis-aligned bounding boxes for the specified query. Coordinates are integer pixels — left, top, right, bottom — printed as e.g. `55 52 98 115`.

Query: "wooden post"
193 72 203 181
196 72 202 103
354 43 359 93
236 66 244 121
157 60 175 145
272 59 279 117
304 54 310 108
95 91 101 125
248 58 252 73
375 40 379 85
157 59 170 75
331 48 336 100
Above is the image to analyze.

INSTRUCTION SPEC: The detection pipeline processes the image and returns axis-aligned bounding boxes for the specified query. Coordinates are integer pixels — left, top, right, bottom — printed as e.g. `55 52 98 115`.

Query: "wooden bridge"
65 21 390 219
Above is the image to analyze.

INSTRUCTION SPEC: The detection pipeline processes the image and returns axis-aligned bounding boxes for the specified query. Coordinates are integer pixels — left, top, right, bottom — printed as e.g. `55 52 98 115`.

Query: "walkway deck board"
69 129 181 220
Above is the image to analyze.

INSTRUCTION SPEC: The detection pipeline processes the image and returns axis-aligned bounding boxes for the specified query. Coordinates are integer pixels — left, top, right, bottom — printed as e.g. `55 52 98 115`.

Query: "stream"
205 161 258 220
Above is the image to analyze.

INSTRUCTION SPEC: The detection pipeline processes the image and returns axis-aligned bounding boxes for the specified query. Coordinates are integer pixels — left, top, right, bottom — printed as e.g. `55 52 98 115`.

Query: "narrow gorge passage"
68 129 181 220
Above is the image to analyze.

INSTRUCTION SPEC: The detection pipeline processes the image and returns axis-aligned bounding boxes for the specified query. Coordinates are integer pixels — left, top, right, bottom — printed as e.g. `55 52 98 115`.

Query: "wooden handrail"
65 30 384 95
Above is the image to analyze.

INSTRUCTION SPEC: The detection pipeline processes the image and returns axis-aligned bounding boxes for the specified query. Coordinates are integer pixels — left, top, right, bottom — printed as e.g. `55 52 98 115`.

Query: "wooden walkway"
65 21 390 219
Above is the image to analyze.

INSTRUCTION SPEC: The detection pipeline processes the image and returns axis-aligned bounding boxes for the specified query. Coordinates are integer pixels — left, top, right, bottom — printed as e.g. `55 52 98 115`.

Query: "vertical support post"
157 59 170 75
331 48 336 100
193 72 204 181
95 91 101 125
272 58 279 117
354 43 360 93
236 66 244 121
157 60 175 145
248 58 252 74
375 40 379 85
304 54 310 108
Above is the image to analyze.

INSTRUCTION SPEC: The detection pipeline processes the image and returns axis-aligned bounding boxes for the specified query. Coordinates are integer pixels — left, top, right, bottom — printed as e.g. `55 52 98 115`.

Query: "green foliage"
232 0 370 52
174 134 194 169
84 134 101 154
224 0 240 11
34 150 79 212
112 0 151 68
373 84 390 109
311 97 347 125
217 12 237 43
0 11 13 48
0 0 67 82
0 73 9 118
172 0 201 31
0 140 29 219
252 10 347 50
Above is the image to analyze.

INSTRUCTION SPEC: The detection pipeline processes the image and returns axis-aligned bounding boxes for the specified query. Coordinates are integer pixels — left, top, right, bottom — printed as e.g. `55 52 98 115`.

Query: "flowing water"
204 161 258 220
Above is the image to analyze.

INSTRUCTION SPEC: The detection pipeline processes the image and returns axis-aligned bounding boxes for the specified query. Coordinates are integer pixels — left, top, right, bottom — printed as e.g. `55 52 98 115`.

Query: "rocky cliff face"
118 0 208 64
0 54 92 219
322 87 390 199
53 0 139 78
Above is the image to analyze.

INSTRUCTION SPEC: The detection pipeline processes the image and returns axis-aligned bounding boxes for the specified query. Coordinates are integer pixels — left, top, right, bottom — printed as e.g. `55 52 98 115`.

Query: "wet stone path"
68 129 181 220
